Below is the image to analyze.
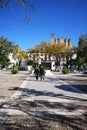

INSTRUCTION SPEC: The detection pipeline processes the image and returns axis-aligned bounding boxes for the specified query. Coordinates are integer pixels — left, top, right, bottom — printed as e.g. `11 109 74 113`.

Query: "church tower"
50 33 55 44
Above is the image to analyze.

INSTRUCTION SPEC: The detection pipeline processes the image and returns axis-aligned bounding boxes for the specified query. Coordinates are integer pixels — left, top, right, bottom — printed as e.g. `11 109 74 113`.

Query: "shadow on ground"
1 75 87 130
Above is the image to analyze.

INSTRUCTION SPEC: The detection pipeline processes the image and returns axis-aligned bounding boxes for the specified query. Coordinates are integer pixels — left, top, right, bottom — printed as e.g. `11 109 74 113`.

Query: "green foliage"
0 36 16 67
77 34 87 66
76 57 85 66
0 37 15 66
13 45 27 60
11 65 19 74
62 66 70 74
27 60 33 65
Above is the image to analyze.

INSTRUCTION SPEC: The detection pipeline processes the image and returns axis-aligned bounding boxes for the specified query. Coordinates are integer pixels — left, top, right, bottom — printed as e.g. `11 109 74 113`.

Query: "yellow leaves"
13 46 27 59
29 47 39 53
64 47 73 53
46 44 65 56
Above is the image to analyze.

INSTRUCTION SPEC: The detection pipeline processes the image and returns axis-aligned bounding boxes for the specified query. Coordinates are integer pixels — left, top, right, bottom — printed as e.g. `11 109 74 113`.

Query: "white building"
8 53 19 68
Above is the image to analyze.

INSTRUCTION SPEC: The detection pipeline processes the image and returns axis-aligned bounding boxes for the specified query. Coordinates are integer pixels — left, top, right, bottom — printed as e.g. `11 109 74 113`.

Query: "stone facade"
50 33 73 48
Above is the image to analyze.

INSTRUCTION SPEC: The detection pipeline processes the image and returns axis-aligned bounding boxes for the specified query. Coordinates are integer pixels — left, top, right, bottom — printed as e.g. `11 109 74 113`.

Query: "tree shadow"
8 85 87 102
75 74 87 77
2 74 87 129
56 77 87 94
55 84 85 93
8 97 87 130
2 113 87 130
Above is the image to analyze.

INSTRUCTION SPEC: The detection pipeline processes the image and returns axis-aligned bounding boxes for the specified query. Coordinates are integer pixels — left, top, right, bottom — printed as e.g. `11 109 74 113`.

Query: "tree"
35 41 48 48
13 45 28 66
0 0 75 8
62 47 74 67
28 41 49 53
0 0 34 8
0 0 75 22
0 36 16 67
34 41 49 53
0 0 35 22
46 43 65 61
45 43 65 70
76 34 87 69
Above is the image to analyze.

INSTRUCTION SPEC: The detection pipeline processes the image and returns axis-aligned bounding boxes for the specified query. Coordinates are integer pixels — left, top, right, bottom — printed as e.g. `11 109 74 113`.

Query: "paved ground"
1 71 87 116
0 70 87 130
1 70 87 115
52 71 87 93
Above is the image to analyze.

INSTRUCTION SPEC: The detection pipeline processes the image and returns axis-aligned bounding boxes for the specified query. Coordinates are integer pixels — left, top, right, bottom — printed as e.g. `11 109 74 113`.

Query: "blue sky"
0 0 87 50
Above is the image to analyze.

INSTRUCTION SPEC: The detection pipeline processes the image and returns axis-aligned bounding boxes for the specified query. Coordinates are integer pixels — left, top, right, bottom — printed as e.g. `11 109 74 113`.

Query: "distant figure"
39 65 45 81
34 65 40 80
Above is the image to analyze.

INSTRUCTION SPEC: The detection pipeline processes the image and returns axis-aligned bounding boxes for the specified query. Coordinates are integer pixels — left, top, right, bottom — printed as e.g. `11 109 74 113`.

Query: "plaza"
0 70 87 129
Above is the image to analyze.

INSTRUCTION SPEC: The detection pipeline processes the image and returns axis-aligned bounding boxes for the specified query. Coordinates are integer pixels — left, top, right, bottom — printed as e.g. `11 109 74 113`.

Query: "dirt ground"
0 70 29 102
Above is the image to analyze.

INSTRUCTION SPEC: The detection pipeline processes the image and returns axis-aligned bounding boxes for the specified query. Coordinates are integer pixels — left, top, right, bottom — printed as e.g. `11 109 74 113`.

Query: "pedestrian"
34 65 40 81
39 65 45 81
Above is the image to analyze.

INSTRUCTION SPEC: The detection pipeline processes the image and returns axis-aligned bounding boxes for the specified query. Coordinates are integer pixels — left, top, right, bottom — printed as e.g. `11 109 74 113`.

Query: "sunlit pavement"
0 70 87 117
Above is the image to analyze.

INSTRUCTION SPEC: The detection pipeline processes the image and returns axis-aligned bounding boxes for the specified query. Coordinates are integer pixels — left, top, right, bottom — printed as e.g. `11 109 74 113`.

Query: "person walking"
39 65 45 81
34 65 40 81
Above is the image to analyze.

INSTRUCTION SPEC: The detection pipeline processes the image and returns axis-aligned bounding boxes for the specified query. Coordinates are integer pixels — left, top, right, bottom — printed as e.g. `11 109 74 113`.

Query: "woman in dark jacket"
34 65 40 80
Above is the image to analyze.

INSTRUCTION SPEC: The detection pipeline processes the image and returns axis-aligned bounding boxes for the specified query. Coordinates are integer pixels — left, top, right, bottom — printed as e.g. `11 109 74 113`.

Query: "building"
50 34 73 48
28 34 74 71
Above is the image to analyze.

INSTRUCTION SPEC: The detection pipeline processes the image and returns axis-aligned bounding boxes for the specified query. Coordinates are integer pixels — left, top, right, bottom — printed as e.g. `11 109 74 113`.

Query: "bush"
62 66 70 74
11 65 19 74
